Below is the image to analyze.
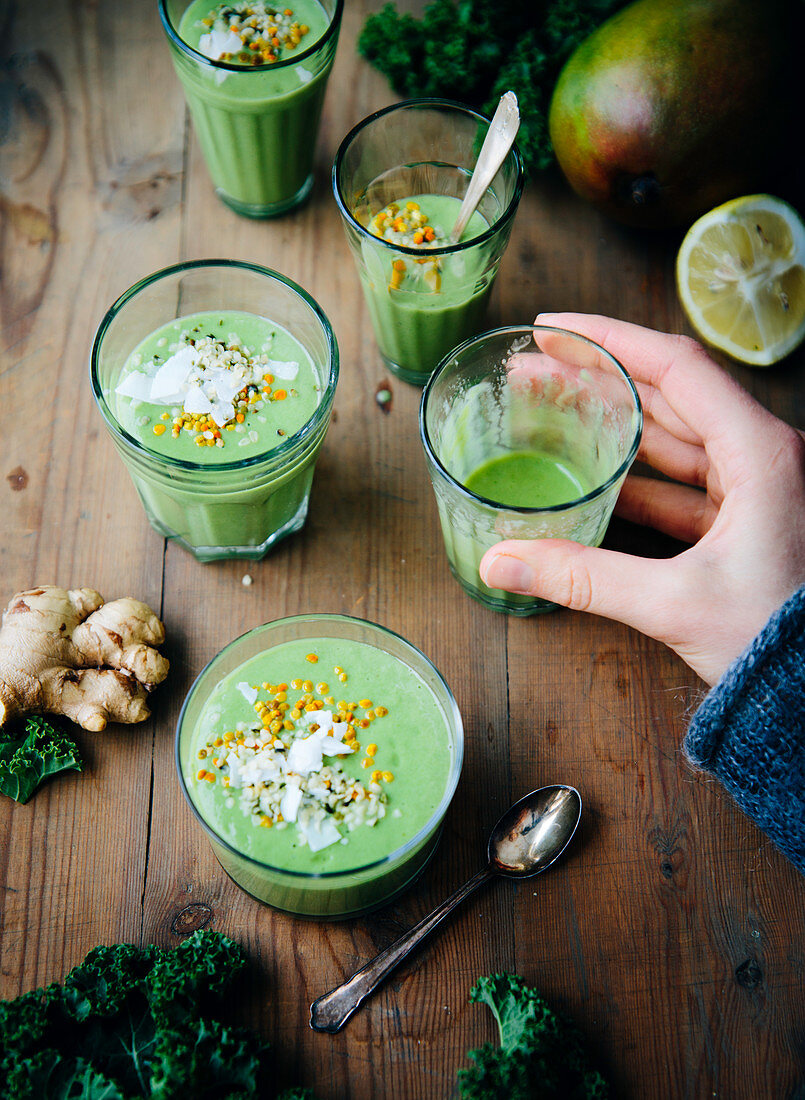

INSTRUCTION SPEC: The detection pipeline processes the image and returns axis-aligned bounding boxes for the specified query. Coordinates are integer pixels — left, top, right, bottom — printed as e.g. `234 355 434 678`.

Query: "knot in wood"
735 957 763 991
170 902 213 936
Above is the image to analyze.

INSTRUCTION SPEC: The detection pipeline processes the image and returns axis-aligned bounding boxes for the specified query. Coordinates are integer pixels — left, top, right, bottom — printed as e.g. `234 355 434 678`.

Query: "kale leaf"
0 930 276 1100
0 715 82 804
358 0 628 175
457 973 610 1099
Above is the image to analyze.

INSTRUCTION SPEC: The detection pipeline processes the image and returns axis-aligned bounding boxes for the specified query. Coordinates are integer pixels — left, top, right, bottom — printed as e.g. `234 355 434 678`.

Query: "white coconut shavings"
201 693 387 851
198 27 243 60
150 345 198 403
267 359 300 380
237 682 258 705
301 815 342 852
280 783 303 823
116 334 275 428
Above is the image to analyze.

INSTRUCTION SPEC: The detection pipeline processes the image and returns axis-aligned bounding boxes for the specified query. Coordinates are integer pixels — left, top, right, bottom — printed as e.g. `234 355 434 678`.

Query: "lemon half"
676 194 805 366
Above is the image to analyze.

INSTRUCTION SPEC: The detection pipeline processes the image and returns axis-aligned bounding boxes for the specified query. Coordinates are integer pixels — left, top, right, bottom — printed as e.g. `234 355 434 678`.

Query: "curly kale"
358 0 628 174
457 974 610 1099
0 715 82 803
0 930 279 1099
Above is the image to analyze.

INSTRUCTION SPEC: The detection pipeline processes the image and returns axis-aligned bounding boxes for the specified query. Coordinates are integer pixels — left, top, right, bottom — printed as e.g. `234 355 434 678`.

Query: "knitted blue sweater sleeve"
684 585 805 873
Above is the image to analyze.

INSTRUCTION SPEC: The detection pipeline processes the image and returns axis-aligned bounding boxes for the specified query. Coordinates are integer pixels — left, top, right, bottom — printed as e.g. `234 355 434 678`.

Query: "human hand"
479 314 805 685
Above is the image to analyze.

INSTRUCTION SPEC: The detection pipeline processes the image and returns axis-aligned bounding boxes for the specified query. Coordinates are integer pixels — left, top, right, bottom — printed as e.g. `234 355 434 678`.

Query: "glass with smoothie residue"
420 325 643 615
333 99 524 386
176 615 464 918
90 259 338 562
160 0 343 217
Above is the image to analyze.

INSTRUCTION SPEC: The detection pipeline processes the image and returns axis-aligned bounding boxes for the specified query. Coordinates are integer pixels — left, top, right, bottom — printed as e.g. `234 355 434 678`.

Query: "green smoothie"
463 451 590 508
111 309 326 557
164 0 339 216
177 623 462 916
357 194 492 385
441 449 595 612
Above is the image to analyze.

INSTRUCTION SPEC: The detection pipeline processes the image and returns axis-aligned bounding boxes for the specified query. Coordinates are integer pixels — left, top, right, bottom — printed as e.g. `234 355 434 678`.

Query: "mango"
548 0 798 229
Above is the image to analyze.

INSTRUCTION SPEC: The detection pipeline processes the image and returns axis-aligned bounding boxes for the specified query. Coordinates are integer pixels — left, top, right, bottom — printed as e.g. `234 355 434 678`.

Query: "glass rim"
175 614 465 881
89 258 339 473
158 0 344 72
419 324 644 514
332 97 525 258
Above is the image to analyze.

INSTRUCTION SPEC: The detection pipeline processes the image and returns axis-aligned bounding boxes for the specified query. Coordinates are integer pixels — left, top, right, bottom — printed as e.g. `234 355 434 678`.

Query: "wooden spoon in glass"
450 90 521 243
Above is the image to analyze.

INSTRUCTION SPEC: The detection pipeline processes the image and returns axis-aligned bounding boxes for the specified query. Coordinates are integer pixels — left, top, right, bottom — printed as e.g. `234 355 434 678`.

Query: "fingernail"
482 554 536 593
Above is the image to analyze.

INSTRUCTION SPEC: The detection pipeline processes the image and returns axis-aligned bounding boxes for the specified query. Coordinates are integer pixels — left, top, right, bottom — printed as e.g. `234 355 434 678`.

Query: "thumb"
479 539 675 637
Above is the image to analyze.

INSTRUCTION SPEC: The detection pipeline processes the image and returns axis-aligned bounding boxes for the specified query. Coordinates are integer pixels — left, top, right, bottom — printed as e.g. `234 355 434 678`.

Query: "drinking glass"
333 99 524 385
420 325 643 614
176 615 464 918
160 0 343 217
90 259 338 562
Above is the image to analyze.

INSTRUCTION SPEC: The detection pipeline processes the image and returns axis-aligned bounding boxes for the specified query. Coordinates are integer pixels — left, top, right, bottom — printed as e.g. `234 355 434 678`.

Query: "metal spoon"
449 90 521 244
309 783 582 1033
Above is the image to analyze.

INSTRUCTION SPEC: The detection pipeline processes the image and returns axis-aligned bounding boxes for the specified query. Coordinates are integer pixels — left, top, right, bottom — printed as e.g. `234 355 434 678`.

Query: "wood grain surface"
1 1 804 1097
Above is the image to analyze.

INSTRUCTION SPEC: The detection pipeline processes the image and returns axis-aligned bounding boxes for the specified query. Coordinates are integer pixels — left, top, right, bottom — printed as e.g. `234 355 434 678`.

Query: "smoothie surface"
362 193 490 303
464 450 592 509
113 310 321 464
185 638 455 873
179 0 329 64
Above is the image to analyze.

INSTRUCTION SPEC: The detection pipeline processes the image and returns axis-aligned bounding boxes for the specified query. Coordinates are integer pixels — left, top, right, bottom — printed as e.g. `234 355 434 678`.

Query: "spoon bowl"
310 784 581 1033
490 785 582 876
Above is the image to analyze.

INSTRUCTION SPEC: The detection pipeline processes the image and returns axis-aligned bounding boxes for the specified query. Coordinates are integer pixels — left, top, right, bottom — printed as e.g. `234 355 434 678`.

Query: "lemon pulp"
676 194 805 366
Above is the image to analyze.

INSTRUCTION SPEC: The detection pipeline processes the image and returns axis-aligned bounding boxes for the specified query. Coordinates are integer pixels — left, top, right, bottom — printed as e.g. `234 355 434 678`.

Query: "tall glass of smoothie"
159 0 343 217
176 614 464 918
90 259 338 562
420 326 643 615
333 99 524 385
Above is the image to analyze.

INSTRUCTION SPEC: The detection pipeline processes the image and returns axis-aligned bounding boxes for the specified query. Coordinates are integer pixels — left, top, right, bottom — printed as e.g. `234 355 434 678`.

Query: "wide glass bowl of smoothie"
333 99 524 386
176 615 464 918
420 325 643 615
90 259 338 562
160 0 343 217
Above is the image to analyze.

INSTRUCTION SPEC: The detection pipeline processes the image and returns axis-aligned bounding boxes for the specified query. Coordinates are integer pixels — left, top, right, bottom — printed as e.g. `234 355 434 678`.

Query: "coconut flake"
237 681 258 705
301 815 342 852
286 734 323 776
267 359 299 380
319 735 355 757
115 371 154 401
183 384 213 416
209 400 235 427
150 345 198 403
198 28 243 60
280 783 304 823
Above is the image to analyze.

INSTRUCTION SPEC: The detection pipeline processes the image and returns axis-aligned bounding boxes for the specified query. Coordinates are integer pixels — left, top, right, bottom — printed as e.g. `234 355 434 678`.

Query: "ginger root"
0 586 169 732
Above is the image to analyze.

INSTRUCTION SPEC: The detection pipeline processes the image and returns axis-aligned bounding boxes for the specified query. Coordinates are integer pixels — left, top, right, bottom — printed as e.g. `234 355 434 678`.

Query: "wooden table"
2 2 803 1096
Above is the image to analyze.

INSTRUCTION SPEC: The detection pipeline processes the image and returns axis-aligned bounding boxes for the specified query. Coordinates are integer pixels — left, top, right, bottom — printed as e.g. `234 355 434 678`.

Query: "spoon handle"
450 91 520 244
309 866 493 1033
